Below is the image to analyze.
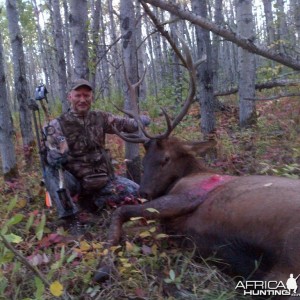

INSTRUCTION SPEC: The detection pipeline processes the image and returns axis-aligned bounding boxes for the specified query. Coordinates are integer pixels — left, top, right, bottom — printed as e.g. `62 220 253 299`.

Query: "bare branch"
214 80 300 97
245 93 300 101
141 0 300 70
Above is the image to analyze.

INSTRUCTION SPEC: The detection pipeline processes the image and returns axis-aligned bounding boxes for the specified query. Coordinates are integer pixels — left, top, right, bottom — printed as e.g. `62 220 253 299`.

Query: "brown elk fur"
94 137 300 296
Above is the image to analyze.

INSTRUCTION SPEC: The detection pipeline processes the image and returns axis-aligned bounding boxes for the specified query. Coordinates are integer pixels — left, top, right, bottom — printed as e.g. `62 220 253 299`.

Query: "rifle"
29 85 78 218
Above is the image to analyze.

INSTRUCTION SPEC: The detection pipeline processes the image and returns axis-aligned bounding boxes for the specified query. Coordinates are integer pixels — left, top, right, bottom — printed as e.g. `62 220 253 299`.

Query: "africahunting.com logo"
235 274 300 297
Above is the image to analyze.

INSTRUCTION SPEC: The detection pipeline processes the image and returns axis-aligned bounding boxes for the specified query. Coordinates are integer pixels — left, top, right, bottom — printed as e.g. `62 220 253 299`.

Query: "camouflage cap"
70 79 93 91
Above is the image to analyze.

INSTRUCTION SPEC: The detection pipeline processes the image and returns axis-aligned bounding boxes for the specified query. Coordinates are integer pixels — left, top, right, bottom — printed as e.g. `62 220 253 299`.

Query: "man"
44 79 149 226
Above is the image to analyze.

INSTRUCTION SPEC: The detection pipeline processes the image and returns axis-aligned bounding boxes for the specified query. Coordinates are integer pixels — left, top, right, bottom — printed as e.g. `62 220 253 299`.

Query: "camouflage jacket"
44 110 138 179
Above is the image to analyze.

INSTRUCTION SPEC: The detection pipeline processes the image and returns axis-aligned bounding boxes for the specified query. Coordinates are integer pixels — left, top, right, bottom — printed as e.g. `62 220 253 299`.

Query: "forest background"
0 0 300 299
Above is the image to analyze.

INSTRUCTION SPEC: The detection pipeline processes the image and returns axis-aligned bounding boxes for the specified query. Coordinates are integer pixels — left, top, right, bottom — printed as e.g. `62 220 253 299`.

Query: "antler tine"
140 107 173 140
113 103 151 139
111 125 148 143
149 40 201 139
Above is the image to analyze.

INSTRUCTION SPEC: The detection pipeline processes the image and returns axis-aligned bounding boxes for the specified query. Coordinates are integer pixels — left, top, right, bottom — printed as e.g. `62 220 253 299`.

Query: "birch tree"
191 0 215 135
6 0 34 161
236 0 256 127
212 0 224 89
291 0 300 45
108 0 122 94
69 0 89 79
62 0 72 82
120 0 141 183
0 33 18 180
90 0 101 91
276 0 289 54
98 0 110 98
262 0 275 45
50 0 69 111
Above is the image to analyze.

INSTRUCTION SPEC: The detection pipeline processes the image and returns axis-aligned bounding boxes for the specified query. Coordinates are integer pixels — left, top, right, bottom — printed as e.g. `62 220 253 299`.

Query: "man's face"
68 86 93 115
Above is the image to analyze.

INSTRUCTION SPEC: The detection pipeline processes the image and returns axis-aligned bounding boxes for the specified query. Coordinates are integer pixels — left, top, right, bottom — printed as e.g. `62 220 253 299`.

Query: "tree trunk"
0 33 18 180
50 0 69 112
69 0 89 80
291 0 300 45
262 0 275 45
276 0 289 54
62 0 72 83
136 1 147 101
120 0 141 183
191 0 216 136
144 16 158 99
236 0 256 127
108 0 122 94
31 0 51 93
6 0 34 162
212 0 224 90
170 22 182 104
99 0 110 98
90 0 101 91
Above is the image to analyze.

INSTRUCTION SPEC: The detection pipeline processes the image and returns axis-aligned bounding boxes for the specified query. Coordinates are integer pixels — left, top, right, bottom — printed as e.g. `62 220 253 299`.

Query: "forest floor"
0 96 300 300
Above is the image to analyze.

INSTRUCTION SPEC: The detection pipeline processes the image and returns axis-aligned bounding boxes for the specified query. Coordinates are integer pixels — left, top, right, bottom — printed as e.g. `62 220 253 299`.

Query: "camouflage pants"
46 165 140 217
64 171 140 213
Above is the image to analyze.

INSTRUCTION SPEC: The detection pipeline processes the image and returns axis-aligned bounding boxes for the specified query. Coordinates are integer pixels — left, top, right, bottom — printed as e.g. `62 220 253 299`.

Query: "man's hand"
47 150 68 168
140 115 150 127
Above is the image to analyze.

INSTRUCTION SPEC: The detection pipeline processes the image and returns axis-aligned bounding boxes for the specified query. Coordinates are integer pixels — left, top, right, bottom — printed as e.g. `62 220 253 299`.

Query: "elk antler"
113 3 206 143
111 64 149 143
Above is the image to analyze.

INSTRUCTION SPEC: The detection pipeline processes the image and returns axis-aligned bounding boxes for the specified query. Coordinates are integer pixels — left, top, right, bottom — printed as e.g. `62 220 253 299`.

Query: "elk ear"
183 140 217 155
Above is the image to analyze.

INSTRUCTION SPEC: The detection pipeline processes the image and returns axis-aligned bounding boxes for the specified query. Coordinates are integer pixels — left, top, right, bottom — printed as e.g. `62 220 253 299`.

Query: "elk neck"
177 152 210 178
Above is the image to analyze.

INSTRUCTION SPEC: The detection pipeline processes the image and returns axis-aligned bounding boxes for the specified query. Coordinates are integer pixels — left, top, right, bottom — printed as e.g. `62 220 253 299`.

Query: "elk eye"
161 156 170 167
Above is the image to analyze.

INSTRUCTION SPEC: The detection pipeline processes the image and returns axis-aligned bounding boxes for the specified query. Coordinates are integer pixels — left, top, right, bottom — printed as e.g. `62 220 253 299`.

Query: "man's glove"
140 115 151 127
47 149 68 168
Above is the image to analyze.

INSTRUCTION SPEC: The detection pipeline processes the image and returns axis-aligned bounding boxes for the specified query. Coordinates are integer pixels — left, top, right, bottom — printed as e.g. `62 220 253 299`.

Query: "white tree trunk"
120 0 141 183
69 0 89 79
6 0 34 160
262 0 276 45
191 0 216 135
0 33 18 180
51 0 69 112
236 0 256 127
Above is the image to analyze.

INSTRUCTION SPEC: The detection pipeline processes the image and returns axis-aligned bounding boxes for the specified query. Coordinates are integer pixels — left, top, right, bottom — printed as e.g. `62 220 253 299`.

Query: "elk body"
94 28 300 295
94 137 300 286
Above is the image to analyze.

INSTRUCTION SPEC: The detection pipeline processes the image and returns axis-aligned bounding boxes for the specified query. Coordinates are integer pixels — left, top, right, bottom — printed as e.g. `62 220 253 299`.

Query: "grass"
0 95 299 299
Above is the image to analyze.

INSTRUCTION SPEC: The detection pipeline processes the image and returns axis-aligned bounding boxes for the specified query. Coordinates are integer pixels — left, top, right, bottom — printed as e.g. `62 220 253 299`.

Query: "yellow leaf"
156 233 169 239
92 242 103 250
126 241 134 252
149 226 156 233
146 208 159 214
80 241 91 252
146 220 156 225
110 245 121 252
138 198 148 203
130 217 143 221
17 198 27 209
50 281 64 297
151 244 158 256
139 231 151 238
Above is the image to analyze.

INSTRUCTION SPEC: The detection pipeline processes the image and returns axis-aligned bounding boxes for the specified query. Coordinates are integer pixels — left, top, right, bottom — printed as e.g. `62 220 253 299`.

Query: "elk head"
139 137 216 199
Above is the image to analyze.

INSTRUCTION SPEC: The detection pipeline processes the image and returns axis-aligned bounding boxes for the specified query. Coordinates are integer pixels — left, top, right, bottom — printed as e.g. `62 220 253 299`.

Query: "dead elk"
94 137 300 286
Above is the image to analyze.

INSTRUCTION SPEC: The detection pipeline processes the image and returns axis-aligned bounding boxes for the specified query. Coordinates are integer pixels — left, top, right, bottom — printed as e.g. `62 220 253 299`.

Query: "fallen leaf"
50 281 64 297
